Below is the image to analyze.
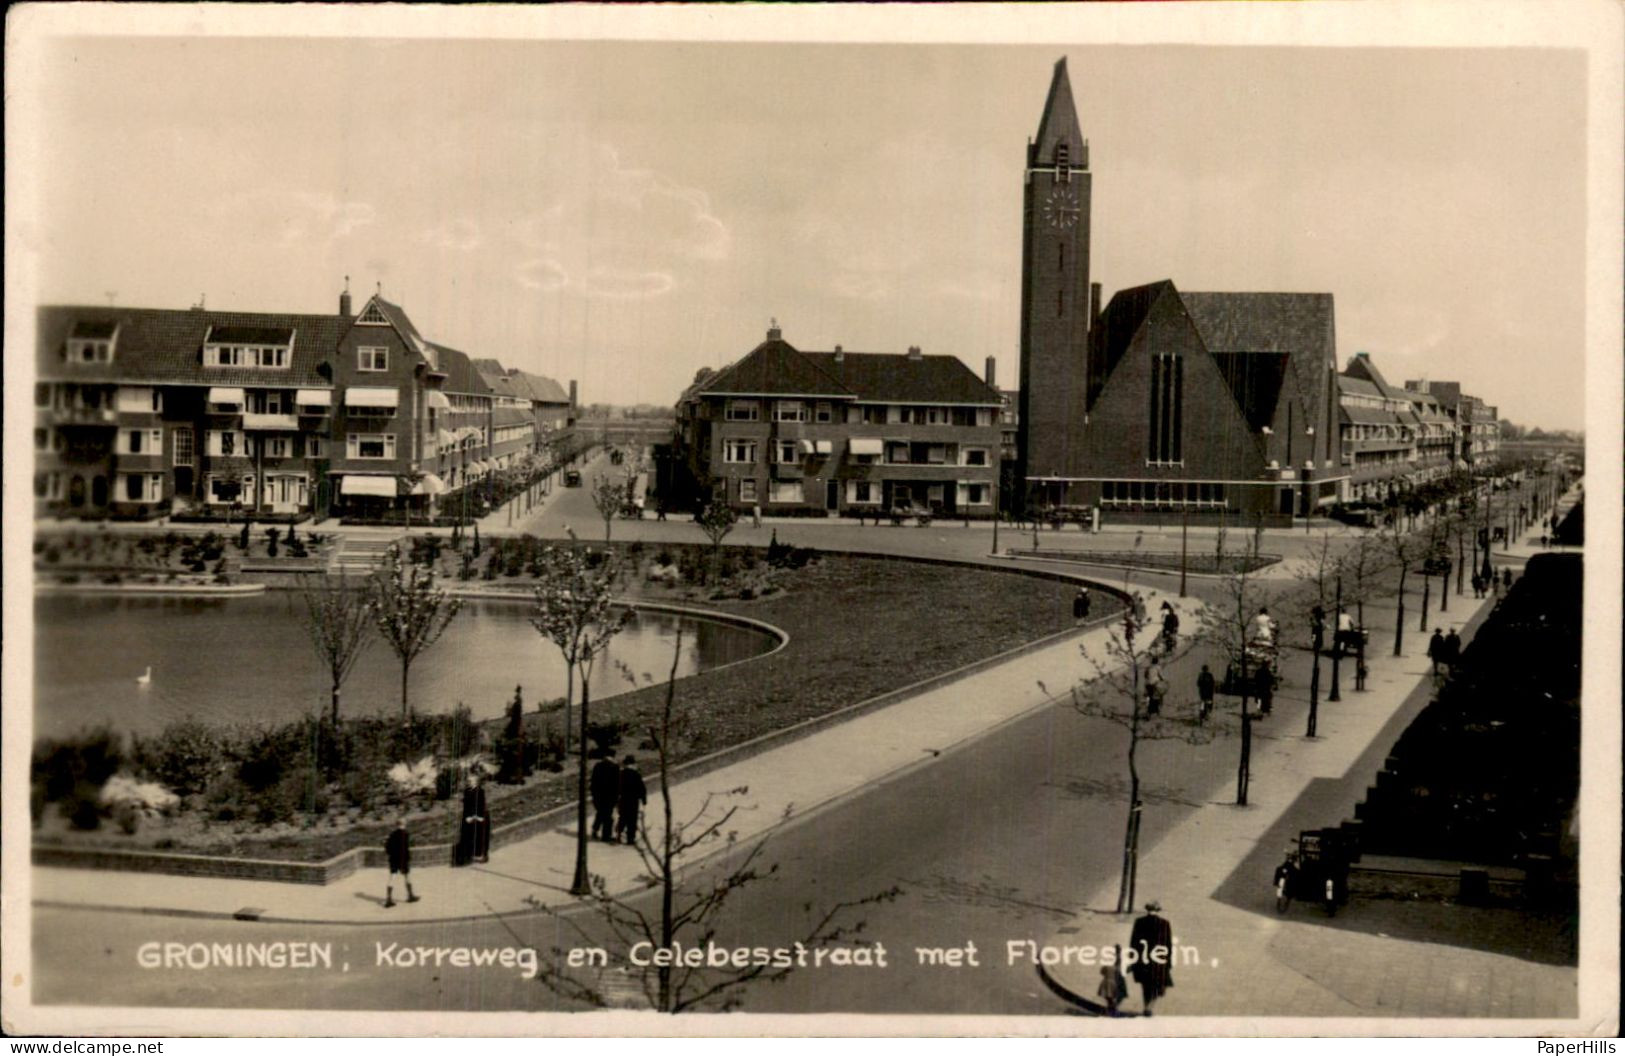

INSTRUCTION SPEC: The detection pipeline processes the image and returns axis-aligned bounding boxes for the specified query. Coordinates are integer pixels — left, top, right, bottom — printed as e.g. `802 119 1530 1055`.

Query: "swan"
136 666 152 686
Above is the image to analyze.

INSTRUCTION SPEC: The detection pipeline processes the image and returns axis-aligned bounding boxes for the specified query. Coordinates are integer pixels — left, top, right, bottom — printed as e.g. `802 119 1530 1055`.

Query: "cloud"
205 189 376 248
592 146 732 262
514 259 568 293
416 218 483 252
581 267 675 300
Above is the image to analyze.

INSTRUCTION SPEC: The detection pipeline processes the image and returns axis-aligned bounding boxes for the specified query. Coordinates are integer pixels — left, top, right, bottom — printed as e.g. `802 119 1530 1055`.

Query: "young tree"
533 633 898 1012
1198 528 1272 805
368 543 463 718
695 501 740 581
394 469 424 530
590 473 626 544
1061 612 1210 914
295 571 375 726
530 542 634 896
1377 520 1422 657
1290 531 1340 737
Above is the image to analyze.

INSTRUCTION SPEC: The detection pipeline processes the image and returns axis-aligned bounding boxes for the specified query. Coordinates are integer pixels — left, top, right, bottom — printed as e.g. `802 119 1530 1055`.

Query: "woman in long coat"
454 775 490 866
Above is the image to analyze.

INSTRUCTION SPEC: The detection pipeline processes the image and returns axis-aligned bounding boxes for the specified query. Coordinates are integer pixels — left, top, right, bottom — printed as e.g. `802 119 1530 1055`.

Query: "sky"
22 34 1588 429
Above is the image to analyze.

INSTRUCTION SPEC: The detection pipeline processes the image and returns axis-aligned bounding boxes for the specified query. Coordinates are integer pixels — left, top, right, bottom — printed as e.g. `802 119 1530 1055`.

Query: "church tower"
1017 57 1092 505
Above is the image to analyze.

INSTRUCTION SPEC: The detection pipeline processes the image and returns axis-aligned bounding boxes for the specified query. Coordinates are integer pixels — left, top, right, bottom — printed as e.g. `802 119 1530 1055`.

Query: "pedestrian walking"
1443 627 1462 673
1128 901 1174 1016
590 752 621 842
616 755 647 845
453 774 490 866
655 499 667 522
1426 628 1446 675
1098 945 1129 1017
1073 587 1091 624
1144 662 1166 716
1196 664 1216 722
1502 567 1513 591
1470 571 1482 598
752 504 762 529
1160 601 1180 651
384 818 419 908
1255 665 1274 716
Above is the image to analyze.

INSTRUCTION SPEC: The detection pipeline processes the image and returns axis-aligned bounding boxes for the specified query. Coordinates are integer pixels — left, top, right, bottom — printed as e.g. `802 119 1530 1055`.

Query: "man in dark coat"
1443 628 1462 672
617 755 647 846
1073 587 1091 624
1427 628 1446 675
590 753 621 842
1128 901 1174 1015
384 818 418 908
1196 664 1216 722
454 775 490 866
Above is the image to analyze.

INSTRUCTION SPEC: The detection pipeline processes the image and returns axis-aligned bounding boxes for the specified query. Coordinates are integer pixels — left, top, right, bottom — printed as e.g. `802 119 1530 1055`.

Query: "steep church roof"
1087 280 1177 409
1031 57 1087 170
1183 292 1336 434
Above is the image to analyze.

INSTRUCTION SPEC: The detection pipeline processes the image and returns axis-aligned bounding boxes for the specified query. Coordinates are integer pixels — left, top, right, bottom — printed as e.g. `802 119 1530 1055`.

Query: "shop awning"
425 391 452 410
207 386 245 406
815 440 834 455
345 387 400 409
849 438 884 456
438 428 458 447
411 473 447 496
295 388 332 408
341 475 397 498
799 439 816 455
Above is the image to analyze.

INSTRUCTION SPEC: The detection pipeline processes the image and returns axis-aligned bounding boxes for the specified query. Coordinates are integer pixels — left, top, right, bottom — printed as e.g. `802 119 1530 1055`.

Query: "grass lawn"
37 552 1118 864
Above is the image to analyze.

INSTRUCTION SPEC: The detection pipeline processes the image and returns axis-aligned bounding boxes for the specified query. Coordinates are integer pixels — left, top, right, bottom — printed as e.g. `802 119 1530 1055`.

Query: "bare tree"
368 543 463 717
1290 531 1340 738
530 542 634 896
590 473 626 544
1060 612 1210 914
1197 527 1272 805
532 632 898 1012
296 571 375 726
1376 520 1422 657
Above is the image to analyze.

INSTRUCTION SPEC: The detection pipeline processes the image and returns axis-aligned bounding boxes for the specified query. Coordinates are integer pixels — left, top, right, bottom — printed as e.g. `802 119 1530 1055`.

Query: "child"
1098 945 1129 1016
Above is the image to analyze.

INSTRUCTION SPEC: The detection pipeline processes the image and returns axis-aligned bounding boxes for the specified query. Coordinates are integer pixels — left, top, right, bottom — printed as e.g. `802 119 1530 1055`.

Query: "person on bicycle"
1274 845 1300 907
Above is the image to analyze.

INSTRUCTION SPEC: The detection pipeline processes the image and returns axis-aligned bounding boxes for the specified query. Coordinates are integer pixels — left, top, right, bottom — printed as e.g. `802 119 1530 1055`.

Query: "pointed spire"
1032 57 1086 171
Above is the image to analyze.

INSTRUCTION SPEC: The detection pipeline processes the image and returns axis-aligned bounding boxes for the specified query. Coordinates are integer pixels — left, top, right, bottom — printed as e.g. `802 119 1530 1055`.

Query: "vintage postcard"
4 1 1619 1039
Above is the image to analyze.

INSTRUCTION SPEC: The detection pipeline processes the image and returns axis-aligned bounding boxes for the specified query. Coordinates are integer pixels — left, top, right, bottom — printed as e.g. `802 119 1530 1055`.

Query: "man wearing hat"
616 755 647 846
1128 900 1174 1015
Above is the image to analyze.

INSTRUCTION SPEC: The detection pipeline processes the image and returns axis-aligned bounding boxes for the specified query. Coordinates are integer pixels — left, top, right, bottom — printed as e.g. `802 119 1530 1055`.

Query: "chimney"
339 276 352 317
984 356 997 388
1090 282 1102 326
568 379 578 411
833 344 844 364
767 317 782 341
907 345 922 361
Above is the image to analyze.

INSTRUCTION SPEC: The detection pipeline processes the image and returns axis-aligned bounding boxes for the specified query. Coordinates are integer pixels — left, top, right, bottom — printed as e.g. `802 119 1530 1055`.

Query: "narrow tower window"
1055 141 1069 181
1059 244 1066 271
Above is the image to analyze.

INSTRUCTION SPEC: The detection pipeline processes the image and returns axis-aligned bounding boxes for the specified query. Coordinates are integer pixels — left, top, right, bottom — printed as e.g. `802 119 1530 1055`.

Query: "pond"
33 592 777 739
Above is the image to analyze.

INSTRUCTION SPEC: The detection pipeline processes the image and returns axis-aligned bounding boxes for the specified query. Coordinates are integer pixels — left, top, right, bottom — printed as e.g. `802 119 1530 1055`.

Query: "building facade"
34 290 573 521
676 325 1004 517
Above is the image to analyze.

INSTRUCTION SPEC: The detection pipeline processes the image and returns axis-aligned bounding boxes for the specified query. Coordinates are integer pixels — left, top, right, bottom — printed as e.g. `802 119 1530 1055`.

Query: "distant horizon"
20 36 1591 434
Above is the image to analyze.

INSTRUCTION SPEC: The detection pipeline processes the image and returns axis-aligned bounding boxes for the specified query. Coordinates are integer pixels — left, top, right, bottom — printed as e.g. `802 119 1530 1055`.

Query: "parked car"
564 470 583 487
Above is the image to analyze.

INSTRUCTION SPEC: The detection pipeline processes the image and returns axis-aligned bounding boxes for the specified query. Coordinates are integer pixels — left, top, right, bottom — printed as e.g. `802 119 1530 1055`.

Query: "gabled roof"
365 296 439 371
512 370 569 405
801 352 1003 406
1088 280 1179 409
469 357 571 406
1183 291 1336 434
695 339 853 398
1342 353 1404 400
429 342 493 397
37 305 342 387
1337 375 1384 400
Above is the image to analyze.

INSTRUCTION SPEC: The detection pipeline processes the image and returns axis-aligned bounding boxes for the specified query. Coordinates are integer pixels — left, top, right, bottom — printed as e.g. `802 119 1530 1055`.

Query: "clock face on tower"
1043 186 1080 230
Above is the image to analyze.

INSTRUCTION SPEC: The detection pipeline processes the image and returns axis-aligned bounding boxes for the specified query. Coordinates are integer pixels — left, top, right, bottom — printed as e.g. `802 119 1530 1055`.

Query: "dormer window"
203 326 295 369
357 301 389 325
67 320 118 363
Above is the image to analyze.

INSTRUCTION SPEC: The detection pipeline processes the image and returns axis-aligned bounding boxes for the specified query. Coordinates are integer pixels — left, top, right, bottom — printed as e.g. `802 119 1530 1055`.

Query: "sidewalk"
33 585 1203 925
1036 514 1580 1019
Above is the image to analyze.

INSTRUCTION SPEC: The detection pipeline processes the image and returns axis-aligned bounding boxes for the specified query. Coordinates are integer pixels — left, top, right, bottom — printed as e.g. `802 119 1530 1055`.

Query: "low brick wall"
32 842 364 885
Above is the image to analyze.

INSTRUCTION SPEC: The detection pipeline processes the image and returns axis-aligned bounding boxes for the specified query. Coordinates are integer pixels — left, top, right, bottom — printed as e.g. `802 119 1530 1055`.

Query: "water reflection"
34 593 774 738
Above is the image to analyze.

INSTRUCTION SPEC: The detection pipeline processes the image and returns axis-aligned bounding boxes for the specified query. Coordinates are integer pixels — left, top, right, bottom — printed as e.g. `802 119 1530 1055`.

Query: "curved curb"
34 582 268 597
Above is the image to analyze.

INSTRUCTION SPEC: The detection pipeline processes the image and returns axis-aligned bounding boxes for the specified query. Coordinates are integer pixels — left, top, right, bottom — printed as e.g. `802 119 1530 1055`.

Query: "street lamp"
1328 572 1343 703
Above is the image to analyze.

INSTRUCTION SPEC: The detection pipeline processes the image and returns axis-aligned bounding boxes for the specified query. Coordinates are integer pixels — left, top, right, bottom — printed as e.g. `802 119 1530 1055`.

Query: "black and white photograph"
3 2 1619 1039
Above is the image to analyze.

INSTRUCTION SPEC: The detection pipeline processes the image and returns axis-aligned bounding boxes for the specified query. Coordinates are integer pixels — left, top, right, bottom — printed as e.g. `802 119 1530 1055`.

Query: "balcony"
45 405 117 426
243 412 299 431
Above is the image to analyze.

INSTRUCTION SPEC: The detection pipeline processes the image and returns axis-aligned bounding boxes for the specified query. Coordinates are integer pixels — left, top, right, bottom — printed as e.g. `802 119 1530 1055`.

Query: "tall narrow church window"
1059 244 1066 271
1148 353 1183 464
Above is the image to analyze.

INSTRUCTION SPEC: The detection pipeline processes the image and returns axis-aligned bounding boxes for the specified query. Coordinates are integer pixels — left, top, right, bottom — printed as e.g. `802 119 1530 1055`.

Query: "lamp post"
1179 504 1189 598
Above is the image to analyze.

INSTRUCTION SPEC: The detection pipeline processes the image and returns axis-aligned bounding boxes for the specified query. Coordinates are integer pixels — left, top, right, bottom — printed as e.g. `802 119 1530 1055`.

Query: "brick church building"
1017 59 1347 524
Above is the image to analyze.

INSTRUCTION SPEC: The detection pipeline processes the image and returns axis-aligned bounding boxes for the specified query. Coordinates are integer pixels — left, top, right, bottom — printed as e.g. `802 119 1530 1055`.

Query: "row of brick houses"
33 289 575 521
674 324 1004 517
